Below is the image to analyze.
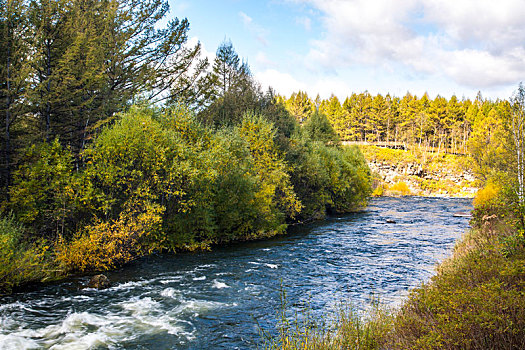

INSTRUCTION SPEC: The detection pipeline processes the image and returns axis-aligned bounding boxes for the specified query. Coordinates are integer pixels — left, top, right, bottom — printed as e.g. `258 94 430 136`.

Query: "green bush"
287 135 371 221
9 139 86 238
303 111 340 145
2 103 373 291
0 215 54 293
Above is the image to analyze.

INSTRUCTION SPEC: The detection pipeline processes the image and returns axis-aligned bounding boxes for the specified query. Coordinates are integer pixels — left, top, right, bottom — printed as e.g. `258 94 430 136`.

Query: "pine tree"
286 91 314 123
200 41 260 127
0 0 31 196
23 0 203 154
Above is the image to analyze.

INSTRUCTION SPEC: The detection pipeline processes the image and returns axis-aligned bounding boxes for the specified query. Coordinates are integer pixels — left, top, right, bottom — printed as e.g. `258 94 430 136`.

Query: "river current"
0 197 472 349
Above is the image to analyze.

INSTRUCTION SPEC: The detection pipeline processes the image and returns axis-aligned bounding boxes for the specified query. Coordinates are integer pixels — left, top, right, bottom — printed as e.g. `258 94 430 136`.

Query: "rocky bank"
368 159 478 198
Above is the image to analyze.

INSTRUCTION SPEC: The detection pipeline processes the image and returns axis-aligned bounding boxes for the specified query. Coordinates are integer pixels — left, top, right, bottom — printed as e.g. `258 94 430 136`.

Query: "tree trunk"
45 40 52 141
5 40 12 197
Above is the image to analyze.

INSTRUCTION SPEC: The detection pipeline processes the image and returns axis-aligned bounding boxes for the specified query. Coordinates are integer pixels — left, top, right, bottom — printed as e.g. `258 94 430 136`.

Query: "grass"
390 215 525 349
261 287 394 350
359 145 468 173
264 209 525 349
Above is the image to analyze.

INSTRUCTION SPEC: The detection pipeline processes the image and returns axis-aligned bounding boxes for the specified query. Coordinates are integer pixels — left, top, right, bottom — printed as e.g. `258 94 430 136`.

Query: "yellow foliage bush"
372 185 385 197
388 182 411 196
473 182 500 208
57 202 164 272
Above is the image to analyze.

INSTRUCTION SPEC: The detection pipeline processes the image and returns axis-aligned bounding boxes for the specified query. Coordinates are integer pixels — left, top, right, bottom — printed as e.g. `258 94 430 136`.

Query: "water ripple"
0 197 472 349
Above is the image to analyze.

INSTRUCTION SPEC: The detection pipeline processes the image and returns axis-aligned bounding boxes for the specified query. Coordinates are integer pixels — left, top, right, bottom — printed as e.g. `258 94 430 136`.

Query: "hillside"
358 144 478 197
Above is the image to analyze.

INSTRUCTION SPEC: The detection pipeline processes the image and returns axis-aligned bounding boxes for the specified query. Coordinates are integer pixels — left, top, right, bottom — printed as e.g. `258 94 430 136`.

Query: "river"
0 197 472 349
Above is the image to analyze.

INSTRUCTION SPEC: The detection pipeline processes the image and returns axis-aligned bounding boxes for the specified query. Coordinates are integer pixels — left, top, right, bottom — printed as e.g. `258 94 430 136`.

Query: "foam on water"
0 197 472 349
160 287 179 298
0 334 40 350
265 263 279 269
0 297 198 349
178 298 226 313
110 278 158 291
160 276 183 284
212 280 230 289
0 301 32 312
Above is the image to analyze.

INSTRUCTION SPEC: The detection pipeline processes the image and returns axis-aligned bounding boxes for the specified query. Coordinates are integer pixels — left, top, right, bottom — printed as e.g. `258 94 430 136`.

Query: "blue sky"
169 0 525 100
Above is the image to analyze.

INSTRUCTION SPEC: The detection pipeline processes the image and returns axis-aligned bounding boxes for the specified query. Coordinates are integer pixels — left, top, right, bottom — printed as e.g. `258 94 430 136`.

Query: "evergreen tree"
23 0 203 154
199 41 261 127
0 0 31 196
286 91 314 123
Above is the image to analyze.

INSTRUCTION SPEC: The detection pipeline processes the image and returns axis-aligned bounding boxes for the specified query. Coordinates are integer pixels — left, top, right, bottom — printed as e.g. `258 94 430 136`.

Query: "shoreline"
1 196 471 297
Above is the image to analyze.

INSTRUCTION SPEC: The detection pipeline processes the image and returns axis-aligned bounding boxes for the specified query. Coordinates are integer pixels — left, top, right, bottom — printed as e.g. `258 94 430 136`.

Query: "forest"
280 90 510 158
0 0 372 291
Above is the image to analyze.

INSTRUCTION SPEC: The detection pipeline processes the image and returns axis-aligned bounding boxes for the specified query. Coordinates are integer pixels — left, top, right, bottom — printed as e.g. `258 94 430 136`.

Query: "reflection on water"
0 197 472 349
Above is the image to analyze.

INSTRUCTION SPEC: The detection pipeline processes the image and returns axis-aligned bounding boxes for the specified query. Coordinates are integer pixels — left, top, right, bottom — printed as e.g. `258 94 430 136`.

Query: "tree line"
279 90 513 156
281 88 525 223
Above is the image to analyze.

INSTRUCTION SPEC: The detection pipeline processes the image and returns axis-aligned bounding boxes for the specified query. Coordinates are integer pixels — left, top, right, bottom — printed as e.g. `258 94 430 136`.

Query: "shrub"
0 215 53 293
372 185 385 197
57 200 164 272
286 136 371 221
9 139 82 237
390 217 525 349
237 114 302 233
388 182 411 196
473 182 500 207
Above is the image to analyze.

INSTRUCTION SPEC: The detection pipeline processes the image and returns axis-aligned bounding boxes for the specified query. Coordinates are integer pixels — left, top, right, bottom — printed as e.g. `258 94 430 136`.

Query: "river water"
0 197 472 349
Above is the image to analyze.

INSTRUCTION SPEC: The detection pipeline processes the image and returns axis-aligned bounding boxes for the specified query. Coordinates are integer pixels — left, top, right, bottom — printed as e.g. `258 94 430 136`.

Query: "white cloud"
239 11 253 26
295 0 525 88
296 16 312 31
239 11 269 46
256 68 356 99
256 69 307 96
255 52 277 69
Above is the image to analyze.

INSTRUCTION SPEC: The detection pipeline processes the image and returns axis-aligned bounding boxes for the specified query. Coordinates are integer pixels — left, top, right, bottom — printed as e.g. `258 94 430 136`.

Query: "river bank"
0 197 472 349
0 106 372 295
269 199 525 349
360 145 478 198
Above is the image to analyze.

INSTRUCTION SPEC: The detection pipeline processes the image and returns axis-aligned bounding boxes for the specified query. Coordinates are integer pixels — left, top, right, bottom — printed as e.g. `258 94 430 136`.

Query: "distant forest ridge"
277 91 508 156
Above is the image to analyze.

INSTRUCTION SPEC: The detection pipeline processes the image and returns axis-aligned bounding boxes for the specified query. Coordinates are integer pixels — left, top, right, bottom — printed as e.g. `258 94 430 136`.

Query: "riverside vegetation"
1 1 525 348
0 0 374 292
266 87 525 349
0 103 371 292
266 187 525 349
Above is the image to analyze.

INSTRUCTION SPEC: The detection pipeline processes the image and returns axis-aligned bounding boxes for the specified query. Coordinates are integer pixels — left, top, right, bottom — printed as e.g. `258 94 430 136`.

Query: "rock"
87 274 111 289
453 212 472 218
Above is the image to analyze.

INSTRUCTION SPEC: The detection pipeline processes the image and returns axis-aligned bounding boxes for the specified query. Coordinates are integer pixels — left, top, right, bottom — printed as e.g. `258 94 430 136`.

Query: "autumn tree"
509 84 525 209
286 91 314 123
